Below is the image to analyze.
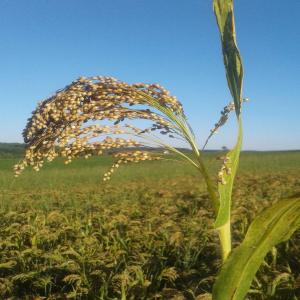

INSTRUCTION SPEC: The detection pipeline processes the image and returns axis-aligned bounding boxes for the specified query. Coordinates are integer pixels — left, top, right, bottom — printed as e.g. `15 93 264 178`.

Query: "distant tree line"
0 143 25 158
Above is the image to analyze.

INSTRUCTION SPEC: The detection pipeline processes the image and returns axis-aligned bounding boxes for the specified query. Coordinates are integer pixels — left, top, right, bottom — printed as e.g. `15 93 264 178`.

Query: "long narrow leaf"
213 0 243 117
213 198 300 300
214 118 242 228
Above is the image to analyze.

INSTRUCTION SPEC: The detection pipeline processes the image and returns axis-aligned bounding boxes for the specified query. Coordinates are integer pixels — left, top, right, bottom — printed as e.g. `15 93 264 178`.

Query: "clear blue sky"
1 0 299 150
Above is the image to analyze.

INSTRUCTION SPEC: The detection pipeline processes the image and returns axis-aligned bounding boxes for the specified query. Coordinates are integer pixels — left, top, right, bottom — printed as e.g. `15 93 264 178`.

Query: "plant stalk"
218 220 231 261
196 155 232 262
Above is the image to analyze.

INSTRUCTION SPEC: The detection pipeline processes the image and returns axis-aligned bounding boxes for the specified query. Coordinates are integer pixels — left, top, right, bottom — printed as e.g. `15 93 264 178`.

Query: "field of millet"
0 151 299 299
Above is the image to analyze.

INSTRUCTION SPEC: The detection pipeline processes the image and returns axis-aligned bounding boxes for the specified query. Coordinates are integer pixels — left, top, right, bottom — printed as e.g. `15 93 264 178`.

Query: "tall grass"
1 157 300 298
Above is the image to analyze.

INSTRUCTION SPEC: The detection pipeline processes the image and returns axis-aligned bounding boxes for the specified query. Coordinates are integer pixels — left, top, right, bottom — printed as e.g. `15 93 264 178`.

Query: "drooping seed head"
15 76 189 180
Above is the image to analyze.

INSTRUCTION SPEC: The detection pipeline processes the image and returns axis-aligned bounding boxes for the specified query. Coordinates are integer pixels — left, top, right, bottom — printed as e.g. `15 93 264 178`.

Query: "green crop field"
0 151 299 299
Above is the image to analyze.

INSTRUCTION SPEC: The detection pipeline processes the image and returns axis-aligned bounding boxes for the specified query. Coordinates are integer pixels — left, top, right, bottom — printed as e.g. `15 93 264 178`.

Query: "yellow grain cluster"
14 76 184 178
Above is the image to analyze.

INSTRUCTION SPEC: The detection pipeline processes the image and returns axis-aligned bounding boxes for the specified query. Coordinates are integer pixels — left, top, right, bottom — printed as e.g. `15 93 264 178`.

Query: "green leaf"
212 198 300 300
213 0 243 117
214 118 242 228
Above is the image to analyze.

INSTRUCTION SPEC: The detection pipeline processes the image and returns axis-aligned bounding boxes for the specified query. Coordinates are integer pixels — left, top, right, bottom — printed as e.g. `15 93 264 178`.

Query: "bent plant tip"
14 77 205 183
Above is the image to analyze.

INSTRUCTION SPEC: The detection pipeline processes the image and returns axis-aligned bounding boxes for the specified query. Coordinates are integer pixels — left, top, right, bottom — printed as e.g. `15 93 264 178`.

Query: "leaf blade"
212 198 300 300
213 0 243 117
214 118 242 228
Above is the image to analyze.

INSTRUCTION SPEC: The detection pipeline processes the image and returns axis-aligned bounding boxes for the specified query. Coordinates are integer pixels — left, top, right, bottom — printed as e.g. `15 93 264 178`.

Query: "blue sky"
0 0 299 150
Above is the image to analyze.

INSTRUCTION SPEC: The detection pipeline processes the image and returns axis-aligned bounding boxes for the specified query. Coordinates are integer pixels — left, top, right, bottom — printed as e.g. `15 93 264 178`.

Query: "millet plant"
15 1 300 299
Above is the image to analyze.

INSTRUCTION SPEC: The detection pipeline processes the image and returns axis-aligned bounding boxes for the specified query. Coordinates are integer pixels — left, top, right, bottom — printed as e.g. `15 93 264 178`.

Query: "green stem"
139 90 233 261
218 221 231 261
196 155 231 262
196 155 219 213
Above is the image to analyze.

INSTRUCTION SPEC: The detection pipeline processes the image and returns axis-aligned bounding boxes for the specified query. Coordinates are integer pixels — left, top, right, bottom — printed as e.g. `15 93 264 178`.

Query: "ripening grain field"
0 151 300 299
